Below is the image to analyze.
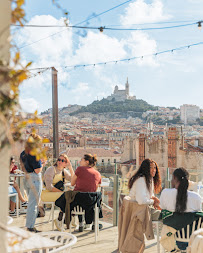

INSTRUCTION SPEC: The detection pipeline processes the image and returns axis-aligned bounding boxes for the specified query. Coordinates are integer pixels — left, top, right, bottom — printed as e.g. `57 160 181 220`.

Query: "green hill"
70 98 158 116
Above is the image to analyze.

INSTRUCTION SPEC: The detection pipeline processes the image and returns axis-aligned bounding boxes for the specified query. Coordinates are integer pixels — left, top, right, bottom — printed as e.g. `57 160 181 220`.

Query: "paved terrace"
11 207 162 253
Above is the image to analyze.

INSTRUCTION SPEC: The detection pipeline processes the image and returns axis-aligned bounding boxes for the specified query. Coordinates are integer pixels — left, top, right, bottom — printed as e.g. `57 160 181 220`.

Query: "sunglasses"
57 158 66 163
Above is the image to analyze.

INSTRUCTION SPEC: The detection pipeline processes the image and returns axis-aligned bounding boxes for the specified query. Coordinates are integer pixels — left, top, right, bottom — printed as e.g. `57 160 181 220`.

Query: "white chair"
43 201 55 230
152 220 164 253
69 206 85 233
69 203 99 243
38 231 77 253
9 193 19 218
175 217 203 252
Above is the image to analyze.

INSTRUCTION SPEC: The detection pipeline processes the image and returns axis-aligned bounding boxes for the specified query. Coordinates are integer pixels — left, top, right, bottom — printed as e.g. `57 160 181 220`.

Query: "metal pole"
115 163 117 174
113 174 119 226
52 67 59 159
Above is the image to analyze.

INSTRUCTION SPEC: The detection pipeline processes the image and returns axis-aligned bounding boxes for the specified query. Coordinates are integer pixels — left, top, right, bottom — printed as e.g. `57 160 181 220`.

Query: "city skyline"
13 0 203 113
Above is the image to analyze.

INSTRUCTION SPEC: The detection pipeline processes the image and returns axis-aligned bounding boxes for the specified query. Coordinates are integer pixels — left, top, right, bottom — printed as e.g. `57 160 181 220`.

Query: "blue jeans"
24 173 42 228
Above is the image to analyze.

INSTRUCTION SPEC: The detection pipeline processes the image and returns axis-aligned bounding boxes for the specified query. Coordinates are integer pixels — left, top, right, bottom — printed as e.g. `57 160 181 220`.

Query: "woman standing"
41 154 74 202
128 158 162 220
20 134 44 233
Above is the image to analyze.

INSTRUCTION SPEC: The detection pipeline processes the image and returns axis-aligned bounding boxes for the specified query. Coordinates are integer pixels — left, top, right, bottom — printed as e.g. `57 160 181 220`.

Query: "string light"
197 21 202 30
99 26 104 32
12 22 197 31
28 41 203 77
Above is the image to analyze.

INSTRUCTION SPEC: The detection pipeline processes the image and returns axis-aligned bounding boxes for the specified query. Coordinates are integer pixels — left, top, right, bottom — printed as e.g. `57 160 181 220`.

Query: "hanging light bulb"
197 21 202 30
99 26 104 32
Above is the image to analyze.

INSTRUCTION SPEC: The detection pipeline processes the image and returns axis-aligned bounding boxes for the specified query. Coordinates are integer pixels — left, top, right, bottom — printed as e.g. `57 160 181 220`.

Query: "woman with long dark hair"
128 158 162 219
160 168 202 212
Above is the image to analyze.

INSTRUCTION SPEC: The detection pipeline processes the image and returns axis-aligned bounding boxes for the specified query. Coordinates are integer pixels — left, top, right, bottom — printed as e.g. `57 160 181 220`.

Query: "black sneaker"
79 226 84 232
92 223 103 231
9 210 20 216
27 227 41 233
22 201 28 207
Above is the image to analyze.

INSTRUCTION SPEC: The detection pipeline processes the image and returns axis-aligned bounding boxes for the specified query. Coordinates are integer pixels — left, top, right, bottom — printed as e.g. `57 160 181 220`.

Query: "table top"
10 173 25 177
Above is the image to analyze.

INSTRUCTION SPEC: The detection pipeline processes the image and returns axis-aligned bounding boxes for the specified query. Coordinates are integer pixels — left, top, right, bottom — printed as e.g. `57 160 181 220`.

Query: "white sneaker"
54 219 63 231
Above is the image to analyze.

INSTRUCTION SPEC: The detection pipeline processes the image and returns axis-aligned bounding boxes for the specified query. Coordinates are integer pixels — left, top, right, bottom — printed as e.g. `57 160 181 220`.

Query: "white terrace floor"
11 208 162 253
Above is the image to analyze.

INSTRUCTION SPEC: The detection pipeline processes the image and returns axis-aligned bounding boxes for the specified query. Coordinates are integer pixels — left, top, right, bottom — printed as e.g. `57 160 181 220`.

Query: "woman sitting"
9 156 28 216
10 156 18 174
128 158 162 220
9 181 28 216
55 154 102 232
71 154 101 192
41 154 74 203
159 168 202 252
160 167 202 212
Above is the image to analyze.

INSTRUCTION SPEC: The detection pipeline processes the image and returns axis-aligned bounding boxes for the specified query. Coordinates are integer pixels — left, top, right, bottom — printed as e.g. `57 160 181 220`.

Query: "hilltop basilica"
106 78 136 102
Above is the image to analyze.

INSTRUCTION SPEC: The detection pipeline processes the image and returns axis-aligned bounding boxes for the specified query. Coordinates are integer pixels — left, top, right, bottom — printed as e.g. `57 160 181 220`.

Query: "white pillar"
0 1 11 252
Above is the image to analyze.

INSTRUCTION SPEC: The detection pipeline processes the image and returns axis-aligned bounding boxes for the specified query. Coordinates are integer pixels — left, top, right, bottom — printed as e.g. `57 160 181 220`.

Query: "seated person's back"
160 168 202 252
71 154 101 193
74 165 101 192
160 187 202 212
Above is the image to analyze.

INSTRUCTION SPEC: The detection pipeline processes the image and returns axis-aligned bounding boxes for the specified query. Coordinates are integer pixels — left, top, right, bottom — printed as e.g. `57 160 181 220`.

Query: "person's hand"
154 203 162 210
41 159 47 165
66 158 72 167
151 196 160 204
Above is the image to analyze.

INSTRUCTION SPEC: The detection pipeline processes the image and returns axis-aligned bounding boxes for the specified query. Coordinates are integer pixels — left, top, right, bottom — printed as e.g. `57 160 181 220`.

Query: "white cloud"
72 82 89 93
16 0 176 111
71 82 91 103
17 15 73 67
73 31 127 64
19 97 40 113
123 31 158 66
120 0 171 25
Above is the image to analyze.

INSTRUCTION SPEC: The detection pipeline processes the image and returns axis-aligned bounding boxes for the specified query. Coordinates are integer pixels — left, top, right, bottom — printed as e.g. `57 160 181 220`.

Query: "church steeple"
125 77 129 96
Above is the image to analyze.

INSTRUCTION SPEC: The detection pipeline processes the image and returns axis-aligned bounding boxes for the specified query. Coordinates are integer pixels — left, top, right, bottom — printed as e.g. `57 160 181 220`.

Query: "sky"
12 0 203 113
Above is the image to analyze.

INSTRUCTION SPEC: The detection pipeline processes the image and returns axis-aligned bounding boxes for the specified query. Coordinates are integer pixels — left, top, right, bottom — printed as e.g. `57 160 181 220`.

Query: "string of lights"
12 21 200 31
28 41 203 75
105 19 200 27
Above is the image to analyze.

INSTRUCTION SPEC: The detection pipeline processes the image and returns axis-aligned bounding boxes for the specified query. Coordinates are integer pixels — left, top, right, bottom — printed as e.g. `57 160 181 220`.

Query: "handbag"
53 170 65 191
37 205 45 217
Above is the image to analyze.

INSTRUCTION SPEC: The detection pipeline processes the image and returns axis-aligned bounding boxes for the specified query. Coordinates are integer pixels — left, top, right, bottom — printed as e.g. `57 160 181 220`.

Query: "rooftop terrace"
11 208 161 253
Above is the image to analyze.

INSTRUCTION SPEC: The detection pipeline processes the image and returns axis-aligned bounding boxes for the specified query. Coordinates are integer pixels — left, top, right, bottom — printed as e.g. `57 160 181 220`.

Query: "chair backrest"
39 231 77 253
175 217 203 243
71 206 85 215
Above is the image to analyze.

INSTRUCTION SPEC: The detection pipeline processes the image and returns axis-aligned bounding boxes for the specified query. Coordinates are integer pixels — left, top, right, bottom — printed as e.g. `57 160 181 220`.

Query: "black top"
20 150 42 173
